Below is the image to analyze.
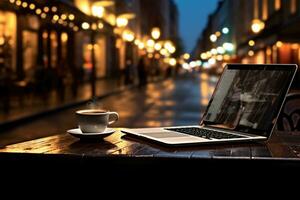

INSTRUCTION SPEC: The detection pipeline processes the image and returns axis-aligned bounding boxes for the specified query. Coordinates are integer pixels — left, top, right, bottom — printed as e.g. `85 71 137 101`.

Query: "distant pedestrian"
137 58 147 87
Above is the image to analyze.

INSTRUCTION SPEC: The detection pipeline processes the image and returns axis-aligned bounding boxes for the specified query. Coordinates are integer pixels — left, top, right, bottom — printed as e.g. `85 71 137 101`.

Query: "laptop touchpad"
141 131 187 138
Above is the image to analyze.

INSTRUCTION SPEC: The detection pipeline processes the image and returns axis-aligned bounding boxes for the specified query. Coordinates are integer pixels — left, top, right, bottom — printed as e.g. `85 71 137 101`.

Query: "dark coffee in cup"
76 109 119 133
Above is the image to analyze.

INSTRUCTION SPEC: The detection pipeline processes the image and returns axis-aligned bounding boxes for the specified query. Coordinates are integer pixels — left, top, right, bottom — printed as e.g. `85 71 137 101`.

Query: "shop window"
50 31 58 68
291 0 297 14
262 0 268 20
23 31 38 78
95 36 106 78
275 0 281 10
61 32 68 61
0 11 16 71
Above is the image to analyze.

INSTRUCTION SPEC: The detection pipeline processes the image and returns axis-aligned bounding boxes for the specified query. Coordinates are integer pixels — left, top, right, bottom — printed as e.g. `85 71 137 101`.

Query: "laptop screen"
202 64 297 137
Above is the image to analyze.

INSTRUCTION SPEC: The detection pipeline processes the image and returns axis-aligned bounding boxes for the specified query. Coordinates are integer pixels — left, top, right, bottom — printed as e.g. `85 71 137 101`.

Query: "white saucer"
67 128 115 140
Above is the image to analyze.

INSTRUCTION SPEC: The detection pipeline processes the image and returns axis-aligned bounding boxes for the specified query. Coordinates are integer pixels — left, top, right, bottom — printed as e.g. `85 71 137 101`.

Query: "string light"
68 14 75 21
29 3 35 10
43 7 50 13
36 9 42 15
51 6 58 12
22 2 28 8
16 0 21 6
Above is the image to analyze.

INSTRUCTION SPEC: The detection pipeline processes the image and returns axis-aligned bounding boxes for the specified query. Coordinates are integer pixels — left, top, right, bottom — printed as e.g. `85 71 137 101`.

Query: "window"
275 0 281 10
291 0 297 14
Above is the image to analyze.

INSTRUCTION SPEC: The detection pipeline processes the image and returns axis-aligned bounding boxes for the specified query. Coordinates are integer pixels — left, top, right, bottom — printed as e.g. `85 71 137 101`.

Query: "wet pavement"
0 73 218 146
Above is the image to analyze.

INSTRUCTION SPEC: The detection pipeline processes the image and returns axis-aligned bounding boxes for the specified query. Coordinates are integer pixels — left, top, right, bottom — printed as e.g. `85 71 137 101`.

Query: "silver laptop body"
122 64 298 146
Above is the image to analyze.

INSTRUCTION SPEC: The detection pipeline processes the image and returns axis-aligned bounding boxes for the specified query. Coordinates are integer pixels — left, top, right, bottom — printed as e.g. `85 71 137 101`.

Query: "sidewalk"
0 78 135 129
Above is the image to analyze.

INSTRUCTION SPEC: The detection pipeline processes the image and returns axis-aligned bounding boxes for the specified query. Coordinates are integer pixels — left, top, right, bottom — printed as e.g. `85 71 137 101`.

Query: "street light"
151 27 161 40
122 30 135 42
116 17 128 27
251 19 265 33
92 4 105 18
222 27 229 34
210 34 217 42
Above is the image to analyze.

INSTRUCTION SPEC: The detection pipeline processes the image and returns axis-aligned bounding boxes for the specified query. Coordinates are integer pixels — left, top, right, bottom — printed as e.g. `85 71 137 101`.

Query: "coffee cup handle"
108 112 119 125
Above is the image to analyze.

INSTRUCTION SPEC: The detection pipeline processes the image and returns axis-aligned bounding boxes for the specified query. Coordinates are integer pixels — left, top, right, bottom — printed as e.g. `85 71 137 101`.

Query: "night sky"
174 0 219 53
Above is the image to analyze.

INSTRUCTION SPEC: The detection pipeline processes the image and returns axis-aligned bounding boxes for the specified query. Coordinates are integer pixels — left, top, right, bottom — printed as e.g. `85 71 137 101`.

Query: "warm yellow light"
44 7 50 13
148 53 154 59
200 53 208 60
22 2 28 8
61 14 67 20
9 0 15 4
217 55 223 61
82 22 90 30
116 17 128 27
206 51 212 58
122 30 135 42
29 3 35 10
291 43 299 49
51 6 58 12
248 50 254 56
248 40 255 46
94 1 115 7
169 46 176 54
87 44 93 50
164 41 173 50
16 0 21 6
151 27 161 40
0 37 5 45
169 58 177 66
266 48 272 56
215 31 221 37
53 15 59 21
98 22 104 29
73 26 79 32
276 41 283 48
91 23 98 30
147 47 155 53
138 43 145 49
42 32 48 39
41 13 47 19
251 19 265 33
154 43 162 51
210 34 217 42
134 39 140 46
160 48 168 56
61 33 68 43
223 55 230 61
183 53 190 60
92 5 105 18
147 39 155 47
36 9 42 15
154 54 160 60
68 14 75 21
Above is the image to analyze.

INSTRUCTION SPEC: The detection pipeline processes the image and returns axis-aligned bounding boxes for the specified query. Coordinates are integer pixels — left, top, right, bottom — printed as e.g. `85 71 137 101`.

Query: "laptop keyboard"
165 127 246 140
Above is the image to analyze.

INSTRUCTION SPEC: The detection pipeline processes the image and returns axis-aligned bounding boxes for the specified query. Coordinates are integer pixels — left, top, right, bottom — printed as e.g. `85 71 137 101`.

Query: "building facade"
194 0 300 88
0 0 180 98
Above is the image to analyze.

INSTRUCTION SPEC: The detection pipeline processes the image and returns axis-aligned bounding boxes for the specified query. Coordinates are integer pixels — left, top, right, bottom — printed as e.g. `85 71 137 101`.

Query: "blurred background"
0 0 299 145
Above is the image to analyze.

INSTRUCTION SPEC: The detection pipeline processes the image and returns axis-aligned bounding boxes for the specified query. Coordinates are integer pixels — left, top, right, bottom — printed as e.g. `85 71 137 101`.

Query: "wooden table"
1 129 300 180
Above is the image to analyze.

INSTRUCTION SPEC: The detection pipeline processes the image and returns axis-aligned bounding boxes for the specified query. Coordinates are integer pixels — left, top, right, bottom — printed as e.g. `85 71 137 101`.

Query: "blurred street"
0 72 217 146
0 0 299 147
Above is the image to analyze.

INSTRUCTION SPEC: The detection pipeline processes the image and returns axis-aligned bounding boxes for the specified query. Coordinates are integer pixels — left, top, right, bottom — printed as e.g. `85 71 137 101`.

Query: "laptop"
122 64 298 146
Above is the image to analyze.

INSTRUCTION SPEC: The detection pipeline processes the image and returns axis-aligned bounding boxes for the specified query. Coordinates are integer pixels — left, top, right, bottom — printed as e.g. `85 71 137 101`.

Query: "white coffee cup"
76 109 119 133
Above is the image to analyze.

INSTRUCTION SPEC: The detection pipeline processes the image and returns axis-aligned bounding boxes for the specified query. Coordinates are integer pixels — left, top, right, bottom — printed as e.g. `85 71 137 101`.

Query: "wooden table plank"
0 130 299 161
